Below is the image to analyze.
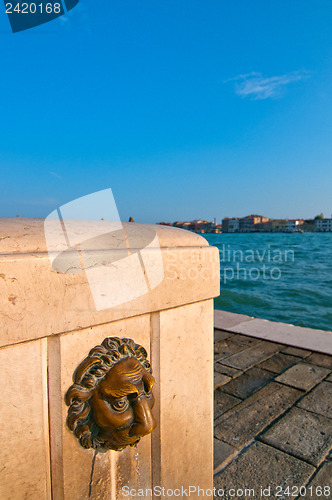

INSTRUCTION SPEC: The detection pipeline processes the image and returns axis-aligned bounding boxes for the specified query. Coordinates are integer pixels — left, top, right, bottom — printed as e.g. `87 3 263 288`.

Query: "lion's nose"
130 397 157 438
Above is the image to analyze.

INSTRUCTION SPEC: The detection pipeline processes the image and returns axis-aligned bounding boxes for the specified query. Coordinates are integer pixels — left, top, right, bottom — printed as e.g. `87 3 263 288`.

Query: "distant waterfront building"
315 218 332 232
158 219 221 234
270 219 287 232
285 219 304 232
302 219 315 232
190 220 208 232
239 215 270 232
158 215 323 234
222 218 240 233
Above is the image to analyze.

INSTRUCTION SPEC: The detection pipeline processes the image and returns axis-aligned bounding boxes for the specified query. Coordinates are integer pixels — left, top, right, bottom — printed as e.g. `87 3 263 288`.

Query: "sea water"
204 232 332 332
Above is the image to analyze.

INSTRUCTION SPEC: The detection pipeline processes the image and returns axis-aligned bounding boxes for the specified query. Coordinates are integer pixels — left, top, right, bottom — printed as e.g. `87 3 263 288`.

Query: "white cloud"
50 171 62 180
227 71 309 100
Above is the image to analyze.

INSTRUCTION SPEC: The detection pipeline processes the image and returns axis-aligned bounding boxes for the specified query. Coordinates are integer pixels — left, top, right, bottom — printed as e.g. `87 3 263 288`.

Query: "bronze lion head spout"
65 337 156 452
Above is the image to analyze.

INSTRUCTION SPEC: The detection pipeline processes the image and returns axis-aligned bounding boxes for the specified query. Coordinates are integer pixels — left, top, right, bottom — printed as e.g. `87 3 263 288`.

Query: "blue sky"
1 0 332 223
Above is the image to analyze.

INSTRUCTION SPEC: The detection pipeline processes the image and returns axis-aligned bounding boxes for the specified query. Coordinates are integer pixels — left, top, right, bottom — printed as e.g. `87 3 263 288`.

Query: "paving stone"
214 372 231 389
214 390 241 420
221 341 282 370
297 381 332 419
214 338 248 361
282 346 311 357
221 367 275 399
301 461 332 499
214 363 243 378
230 334 261 347
213 438 237 472
259 352 301 374
275 363 330 391
260 407 332 466
327 373 332 382
214 382 302 449
214 441 314 500
304 352 332 370
214 329 234 342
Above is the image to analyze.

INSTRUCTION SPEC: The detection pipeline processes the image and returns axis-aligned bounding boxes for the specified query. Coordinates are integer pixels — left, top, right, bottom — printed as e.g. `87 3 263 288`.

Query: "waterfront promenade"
213 311 332 499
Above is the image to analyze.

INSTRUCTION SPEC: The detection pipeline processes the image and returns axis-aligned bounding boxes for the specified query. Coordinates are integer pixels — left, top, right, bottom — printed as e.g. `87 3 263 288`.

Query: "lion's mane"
65 337 151 451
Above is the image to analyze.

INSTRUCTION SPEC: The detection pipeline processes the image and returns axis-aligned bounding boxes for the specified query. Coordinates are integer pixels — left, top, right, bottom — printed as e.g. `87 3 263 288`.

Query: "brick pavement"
213 329 332 499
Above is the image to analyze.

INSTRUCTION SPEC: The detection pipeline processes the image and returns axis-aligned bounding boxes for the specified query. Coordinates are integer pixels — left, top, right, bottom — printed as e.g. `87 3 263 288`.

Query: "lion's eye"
111 398 129 412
